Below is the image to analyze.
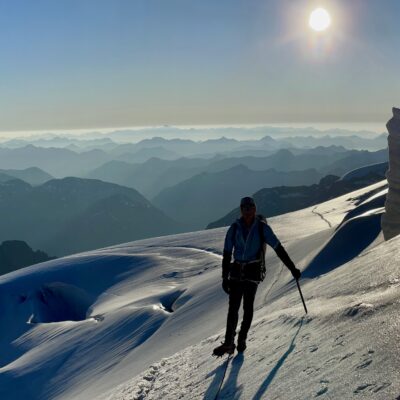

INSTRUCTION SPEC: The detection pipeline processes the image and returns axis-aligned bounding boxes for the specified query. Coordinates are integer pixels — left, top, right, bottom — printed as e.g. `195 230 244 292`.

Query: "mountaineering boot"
237 339 247 352
237 332 247 352
212 342 236 357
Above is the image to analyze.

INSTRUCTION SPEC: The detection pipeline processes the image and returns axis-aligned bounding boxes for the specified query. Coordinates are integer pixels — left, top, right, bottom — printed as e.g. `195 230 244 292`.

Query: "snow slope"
341 162 388 181
0 180 398 400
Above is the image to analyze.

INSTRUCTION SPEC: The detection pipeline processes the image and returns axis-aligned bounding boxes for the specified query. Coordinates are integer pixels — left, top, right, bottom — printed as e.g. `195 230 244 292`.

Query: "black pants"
224 279 259 344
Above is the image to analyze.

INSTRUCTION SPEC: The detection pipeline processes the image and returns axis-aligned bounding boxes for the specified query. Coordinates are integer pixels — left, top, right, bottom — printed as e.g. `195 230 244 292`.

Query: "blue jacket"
224 216 281 263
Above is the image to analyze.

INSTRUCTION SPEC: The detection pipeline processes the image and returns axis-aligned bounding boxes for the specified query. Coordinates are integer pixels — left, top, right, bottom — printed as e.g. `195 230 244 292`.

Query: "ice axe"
296 278 308 314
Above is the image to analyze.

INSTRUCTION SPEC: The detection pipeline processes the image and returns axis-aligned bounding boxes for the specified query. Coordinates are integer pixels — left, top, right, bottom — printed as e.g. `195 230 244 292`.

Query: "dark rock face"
0 240 55 275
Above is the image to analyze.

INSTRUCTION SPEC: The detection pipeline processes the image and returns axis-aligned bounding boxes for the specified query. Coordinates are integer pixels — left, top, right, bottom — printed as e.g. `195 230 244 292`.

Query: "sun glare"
309 8 331 32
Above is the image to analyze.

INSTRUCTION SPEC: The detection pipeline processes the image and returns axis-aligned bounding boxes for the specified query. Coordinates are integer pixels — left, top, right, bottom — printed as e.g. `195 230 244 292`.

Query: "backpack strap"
257 214 267 280
232 221 237 238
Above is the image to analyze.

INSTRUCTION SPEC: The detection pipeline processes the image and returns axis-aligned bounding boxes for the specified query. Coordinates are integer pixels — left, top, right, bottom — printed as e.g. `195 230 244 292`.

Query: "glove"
222 278 230 294
222 251 232 280
291 268 301 280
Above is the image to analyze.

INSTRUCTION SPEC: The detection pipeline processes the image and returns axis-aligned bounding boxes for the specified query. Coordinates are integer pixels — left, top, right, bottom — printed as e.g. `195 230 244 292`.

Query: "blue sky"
0 0 399 131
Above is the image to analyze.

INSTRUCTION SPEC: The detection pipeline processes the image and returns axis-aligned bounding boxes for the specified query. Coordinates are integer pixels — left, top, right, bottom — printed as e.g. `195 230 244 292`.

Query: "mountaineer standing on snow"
213 196 301 357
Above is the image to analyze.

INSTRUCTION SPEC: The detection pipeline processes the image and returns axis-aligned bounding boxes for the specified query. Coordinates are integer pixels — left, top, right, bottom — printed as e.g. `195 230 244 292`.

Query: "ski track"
145 244 222 259
311 206 333 228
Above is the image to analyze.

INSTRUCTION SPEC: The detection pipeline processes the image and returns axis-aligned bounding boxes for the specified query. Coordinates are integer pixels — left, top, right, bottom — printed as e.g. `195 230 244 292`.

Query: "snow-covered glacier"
0 180 399 400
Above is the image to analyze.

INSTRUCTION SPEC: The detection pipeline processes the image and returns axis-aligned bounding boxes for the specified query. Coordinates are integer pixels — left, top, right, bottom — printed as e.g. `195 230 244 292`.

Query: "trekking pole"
296 278 308 314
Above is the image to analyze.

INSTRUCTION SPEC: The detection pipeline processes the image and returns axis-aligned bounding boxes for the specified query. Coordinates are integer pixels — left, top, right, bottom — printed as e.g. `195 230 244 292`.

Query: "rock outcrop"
382 107 400 240
0 240 55 275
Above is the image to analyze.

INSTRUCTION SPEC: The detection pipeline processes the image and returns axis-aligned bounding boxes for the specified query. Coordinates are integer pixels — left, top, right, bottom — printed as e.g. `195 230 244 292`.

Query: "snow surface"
0 180 399 400
341 162 388 181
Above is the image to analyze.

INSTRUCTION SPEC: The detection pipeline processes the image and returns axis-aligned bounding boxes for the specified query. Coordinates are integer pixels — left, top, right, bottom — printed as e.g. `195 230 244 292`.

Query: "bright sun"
309 8 331 32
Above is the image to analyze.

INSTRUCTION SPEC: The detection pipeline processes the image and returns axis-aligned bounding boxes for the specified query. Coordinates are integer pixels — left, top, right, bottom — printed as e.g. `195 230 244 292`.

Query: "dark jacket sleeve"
222 250 232 279
222 224 235 279
274 243 296 272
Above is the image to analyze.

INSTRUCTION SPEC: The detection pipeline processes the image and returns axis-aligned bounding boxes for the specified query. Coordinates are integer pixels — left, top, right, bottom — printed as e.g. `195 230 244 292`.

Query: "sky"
0 0 399 132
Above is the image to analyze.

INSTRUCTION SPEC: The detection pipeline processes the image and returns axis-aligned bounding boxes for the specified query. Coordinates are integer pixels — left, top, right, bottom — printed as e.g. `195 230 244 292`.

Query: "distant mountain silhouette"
0 172 15 182
2 136 116 151
0 240 55 275
278 133 387 151
131 136 256 157
319 149 388 176
124 132 387 154
207 170 387 229
0 177 184 256
88 148 387 198
117 146 180 163
0 167 53 185
0 135 388 183
124 133 387 154
0 146 110 177
203 148 349 173
152 165 323 230
87 157 211 198
45 192 184 255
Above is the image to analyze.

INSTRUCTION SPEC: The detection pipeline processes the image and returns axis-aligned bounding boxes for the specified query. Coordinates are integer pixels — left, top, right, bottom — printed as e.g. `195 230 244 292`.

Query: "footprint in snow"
339 352 355 362
355 350 374 370
354 383 373 393
324 356 339 366
333 334 345 347
309 345 318 353
303 366 320 376
345 302 374 317
354 382 391 394
315 380 329 397
356 359 372 370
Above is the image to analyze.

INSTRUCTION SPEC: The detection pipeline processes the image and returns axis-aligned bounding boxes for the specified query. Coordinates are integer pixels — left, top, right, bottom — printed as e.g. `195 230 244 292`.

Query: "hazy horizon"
0 121 387 143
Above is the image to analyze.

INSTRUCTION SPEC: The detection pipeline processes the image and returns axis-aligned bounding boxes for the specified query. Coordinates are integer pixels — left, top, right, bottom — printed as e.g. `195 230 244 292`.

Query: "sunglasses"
241 205 255 210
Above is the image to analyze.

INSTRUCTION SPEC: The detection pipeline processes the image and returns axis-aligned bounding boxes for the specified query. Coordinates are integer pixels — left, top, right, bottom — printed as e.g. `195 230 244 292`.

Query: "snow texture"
0 180 399 400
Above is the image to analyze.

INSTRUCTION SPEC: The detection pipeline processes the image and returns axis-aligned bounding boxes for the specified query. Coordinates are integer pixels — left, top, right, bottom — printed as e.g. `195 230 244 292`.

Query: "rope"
214 353 233 400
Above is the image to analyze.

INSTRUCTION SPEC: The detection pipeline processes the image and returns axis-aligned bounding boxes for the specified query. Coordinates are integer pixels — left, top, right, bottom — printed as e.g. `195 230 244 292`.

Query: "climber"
213 196 301 357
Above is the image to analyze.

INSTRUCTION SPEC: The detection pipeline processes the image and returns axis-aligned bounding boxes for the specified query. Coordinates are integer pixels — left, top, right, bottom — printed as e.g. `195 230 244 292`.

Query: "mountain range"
0 167 53 185
207 168 387 228
0 177 185 256
0 132 388 174
88 147 388 199
152 165 323 230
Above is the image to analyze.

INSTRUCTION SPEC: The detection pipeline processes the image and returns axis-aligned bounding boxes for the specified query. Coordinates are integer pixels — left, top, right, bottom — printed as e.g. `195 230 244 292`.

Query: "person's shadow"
203 353 245 399
251 318 304 400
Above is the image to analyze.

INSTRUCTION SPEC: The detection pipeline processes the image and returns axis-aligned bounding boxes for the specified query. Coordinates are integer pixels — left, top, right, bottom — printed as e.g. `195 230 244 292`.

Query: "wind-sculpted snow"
29 282 94 323
303 211 384 278
0 180 398 400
